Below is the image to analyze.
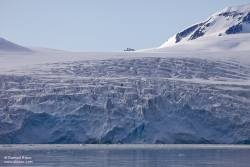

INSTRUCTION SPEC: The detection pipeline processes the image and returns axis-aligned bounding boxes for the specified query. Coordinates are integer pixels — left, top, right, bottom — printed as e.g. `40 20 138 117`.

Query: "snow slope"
0 4 250 144
0 38 31 52
158 4 250 48
142 33 250 52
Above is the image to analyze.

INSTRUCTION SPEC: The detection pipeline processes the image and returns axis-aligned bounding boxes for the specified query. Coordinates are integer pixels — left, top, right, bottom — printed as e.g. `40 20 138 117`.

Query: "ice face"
1 55 250 144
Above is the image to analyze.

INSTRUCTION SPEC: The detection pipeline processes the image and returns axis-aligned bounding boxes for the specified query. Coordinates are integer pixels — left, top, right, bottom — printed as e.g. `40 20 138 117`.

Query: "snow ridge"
159 4 250 48
0 38 31 52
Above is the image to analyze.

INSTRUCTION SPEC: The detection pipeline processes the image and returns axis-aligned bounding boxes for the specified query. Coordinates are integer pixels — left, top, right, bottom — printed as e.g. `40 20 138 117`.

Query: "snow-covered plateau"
0 4 250 144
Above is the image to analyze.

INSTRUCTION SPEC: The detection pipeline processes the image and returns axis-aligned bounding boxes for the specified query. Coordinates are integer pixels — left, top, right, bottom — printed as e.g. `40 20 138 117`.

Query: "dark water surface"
1 144 250 167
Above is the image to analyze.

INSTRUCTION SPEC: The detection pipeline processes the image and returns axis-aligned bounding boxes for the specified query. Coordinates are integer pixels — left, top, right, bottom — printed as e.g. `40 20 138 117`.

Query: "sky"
1 0 250 52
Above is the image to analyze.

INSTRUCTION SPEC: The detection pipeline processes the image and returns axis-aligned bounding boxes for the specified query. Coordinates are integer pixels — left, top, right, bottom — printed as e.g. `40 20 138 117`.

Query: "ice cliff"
1 56 250 144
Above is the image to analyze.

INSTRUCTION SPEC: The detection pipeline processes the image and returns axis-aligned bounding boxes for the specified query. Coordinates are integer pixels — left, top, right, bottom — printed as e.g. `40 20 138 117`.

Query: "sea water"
1 144 250 167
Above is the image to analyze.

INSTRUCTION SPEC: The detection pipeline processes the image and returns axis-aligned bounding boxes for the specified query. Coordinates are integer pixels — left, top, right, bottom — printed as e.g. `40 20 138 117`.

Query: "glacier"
1 4 250 144
0 50 250 144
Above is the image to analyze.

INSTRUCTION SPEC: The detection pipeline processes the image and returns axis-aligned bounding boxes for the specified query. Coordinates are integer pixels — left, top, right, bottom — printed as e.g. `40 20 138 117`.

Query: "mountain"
0 37 31 52
157 4 250 50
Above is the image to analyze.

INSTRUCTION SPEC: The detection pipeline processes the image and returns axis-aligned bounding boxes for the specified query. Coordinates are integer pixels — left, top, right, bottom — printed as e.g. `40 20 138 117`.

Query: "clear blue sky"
1 0 250 52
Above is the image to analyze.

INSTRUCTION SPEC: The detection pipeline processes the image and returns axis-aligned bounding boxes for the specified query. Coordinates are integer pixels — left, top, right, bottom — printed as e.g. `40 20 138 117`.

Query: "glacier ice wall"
1 57 250 144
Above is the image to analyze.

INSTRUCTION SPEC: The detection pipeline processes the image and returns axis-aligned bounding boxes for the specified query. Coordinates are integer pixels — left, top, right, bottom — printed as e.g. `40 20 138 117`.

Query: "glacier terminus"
0 4 250 144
